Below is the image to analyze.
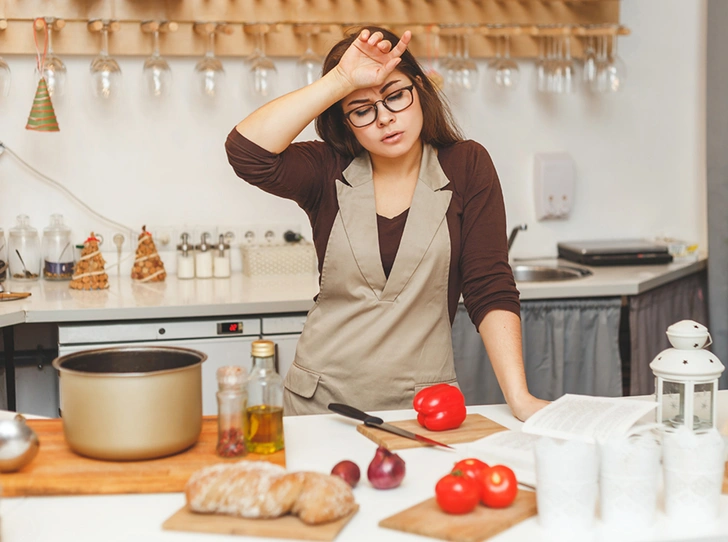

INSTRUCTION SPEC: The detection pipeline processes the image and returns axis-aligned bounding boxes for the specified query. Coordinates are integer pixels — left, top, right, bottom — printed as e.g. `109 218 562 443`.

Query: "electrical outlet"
145 225 175 252
88 226 132 254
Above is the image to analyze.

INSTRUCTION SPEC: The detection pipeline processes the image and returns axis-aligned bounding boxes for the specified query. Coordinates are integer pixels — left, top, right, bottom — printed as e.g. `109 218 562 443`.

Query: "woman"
226 27 548 421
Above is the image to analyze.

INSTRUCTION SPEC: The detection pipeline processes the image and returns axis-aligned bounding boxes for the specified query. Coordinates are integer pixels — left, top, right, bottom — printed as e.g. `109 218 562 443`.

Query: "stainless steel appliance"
558 239 673 266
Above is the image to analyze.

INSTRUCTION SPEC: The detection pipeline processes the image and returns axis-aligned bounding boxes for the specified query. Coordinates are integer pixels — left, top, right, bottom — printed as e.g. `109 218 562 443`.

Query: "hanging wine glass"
143 27 172 98
246 26 277 98
194 30 225 99
35 18 66 98
458 30 478 92
606 31 626 92
420 27 444 90
491 32 519 90
296 27 323 88
90 21 122 99
0 56 10 97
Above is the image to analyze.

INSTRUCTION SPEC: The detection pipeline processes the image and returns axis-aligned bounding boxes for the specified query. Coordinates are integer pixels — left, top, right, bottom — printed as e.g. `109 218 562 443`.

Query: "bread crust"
185 461 356 525
292 472 358 525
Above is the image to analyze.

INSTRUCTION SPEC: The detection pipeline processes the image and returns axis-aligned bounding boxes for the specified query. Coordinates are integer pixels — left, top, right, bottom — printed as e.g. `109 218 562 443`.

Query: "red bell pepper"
413 383 467 431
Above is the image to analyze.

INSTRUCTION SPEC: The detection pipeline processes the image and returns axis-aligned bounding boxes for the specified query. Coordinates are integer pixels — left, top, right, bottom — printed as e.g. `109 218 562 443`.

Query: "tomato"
452 458 489 499
453 458 489 481
435 472 480 515
479 465 518 508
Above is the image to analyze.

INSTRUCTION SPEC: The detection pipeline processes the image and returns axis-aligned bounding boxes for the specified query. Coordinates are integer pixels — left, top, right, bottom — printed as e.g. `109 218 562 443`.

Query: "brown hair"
315 26 464 158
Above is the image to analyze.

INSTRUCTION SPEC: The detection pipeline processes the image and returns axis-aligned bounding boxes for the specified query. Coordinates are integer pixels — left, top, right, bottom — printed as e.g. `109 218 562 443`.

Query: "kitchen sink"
512 264 592 282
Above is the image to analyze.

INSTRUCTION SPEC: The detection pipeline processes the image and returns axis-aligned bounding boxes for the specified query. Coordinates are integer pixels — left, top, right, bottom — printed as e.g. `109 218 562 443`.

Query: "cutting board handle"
328 403 384 425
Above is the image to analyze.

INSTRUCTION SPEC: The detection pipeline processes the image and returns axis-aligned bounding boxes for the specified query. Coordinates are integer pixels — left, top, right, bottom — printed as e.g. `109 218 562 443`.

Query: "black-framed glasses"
344 85 415 128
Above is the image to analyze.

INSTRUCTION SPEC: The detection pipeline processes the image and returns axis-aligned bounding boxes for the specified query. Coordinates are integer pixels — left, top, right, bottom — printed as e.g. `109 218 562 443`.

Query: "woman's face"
342 71 423 159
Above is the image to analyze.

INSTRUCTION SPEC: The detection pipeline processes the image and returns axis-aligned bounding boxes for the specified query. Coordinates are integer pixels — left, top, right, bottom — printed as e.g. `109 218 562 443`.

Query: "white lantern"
649 320 725 432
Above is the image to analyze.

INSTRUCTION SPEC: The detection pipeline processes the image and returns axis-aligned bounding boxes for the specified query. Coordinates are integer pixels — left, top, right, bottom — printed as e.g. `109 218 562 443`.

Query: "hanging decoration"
26 17 59 132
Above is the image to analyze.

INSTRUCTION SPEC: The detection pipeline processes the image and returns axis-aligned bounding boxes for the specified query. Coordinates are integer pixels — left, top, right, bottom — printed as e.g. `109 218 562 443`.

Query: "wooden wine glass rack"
0 0 625 59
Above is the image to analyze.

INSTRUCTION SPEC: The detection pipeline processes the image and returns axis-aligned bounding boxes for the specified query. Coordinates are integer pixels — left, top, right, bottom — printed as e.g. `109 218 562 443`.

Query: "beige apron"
283 144 458 415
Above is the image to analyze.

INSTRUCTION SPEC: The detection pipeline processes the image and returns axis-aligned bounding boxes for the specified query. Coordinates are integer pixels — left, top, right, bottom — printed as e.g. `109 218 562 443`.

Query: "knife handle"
328 403 384 425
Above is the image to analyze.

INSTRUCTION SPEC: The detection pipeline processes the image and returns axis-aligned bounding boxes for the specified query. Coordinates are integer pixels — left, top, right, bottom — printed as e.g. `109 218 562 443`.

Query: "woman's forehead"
344 72 410 104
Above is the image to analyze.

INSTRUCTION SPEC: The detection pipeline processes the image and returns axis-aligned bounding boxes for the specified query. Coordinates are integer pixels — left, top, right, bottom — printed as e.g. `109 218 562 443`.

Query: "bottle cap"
177 232 192 255
251 340 275 358
217 234 230 256
196 232 210 252
216 366 247 390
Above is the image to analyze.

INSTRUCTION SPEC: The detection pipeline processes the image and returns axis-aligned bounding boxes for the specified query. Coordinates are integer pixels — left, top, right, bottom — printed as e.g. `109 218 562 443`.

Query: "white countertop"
2 392 727 542
0 257 706 328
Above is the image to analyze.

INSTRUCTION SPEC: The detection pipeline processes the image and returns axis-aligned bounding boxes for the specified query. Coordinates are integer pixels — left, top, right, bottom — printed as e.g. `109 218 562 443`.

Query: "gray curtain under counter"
452 297 623 405
628 269 709 396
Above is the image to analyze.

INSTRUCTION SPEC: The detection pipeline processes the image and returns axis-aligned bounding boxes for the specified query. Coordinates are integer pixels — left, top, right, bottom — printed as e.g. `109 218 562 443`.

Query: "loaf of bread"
185 461 357 525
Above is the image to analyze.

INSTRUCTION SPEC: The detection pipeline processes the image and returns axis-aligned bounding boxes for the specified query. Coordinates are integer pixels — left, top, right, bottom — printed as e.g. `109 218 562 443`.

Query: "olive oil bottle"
246 340 285 454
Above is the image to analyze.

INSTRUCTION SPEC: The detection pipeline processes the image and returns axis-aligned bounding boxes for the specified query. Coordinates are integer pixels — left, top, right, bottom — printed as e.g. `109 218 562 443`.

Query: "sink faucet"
507 224 527 252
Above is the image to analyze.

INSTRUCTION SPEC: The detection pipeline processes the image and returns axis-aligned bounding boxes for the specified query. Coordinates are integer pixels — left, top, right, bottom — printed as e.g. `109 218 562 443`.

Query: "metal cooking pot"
52 346 206 461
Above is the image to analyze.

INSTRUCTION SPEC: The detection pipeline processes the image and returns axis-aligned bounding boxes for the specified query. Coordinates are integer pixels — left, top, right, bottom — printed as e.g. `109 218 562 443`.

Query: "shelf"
0 0 622 58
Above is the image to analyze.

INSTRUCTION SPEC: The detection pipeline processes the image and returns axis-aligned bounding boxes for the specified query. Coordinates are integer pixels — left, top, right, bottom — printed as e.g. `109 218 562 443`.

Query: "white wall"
0 0 707 270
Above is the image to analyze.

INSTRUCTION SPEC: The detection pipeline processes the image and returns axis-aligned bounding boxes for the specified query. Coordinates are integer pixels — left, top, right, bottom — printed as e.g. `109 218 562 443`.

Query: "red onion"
367 446 406 489
331 460 361 488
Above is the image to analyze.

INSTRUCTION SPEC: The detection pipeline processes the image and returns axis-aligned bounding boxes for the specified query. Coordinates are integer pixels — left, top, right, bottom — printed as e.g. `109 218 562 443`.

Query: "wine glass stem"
46 24 54 55
206 32 216 57
504 36 511 60
305 32 314 54
152 30 161 57
256 32 266 56
100 27 109 57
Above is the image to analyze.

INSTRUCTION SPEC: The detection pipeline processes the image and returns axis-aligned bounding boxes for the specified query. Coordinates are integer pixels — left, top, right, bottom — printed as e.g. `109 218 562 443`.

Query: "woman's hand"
334 29 412 90
508 393 549 422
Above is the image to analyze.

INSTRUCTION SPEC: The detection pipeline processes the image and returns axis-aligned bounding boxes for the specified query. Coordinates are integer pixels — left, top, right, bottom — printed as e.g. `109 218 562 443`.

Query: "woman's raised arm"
235 29 411 154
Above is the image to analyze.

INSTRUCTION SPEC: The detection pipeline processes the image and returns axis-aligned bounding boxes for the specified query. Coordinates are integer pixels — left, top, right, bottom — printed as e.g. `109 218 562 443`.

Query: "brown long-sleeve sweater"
226 128 520 328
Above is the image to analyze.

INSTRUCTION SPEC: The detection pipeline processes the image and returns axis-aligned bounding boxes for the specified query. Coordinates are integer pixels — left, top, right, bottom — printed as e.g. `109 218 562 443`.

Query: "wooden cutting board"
723 462 727 494
379 491 537 542
0 416 285 497
163 504 358 541
357 414 507 450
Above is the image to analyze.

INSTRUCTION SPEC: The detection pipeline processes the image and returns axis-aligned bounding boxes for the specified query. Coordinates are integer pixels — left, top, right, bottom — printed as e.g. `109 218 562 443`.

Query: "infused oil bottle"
246 340 285 454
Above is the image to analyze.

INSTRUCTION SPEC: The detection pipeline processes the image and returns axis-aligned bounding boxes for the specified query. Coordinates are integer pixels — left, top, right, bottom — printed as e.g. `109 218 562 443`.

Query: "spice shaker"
176 233 195 280
0 228 7 281
8 215 41 281
216 365 248 458
246 340 285 455
42 214 75 281
213 234 231 278
195 232 213 278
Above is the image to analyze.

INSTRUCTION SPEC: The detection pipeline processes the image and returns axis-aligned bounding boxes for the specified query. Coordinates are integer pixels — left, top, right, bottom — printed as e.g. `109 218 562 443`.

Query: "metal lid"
216 365 247 390
216 234 230 252
251 340 275 358
650 347 724 380
195 232 210 252
177 232 192 254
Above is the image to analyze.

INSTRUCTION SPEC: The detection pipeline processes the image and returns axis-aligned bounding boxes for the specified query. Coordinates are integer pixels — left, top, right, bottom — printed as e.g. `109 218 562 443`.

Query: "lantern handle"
705 332 713 348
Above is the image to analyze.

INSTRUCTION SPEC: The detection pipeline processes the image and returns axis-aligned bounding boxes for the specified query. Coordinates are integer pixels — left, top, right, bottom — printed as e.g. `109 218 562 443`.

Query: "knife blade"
328 403 454 450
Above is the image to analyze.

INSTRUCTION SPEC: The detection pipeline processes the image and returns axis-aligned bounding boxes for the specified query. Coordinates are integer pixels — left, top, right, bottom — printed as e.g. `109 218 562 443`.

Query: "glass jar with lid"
42 214 75 280
213 233 231 278
216 365 248 458
8 215 41 281
176 232 195 280
0 228 6 281
246 340 285 454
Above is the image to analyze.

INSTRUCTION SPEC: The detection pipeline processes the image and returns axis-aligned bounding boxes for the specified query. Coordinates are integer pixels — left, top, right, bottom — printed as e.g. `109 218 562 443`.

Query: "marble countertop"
0 256 706 328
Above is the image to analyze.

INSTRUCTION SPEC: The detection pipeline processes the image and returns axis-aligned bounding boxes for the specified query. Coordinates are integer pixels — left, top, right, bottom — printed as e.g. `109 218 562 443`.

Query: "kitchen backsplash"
0 1 707 263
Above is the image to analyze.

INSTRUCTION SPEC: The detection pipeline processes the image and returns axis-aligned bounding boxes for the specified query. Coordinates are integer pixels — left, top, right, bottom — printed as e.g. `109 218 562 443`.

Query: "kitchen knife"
328 403 454 450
